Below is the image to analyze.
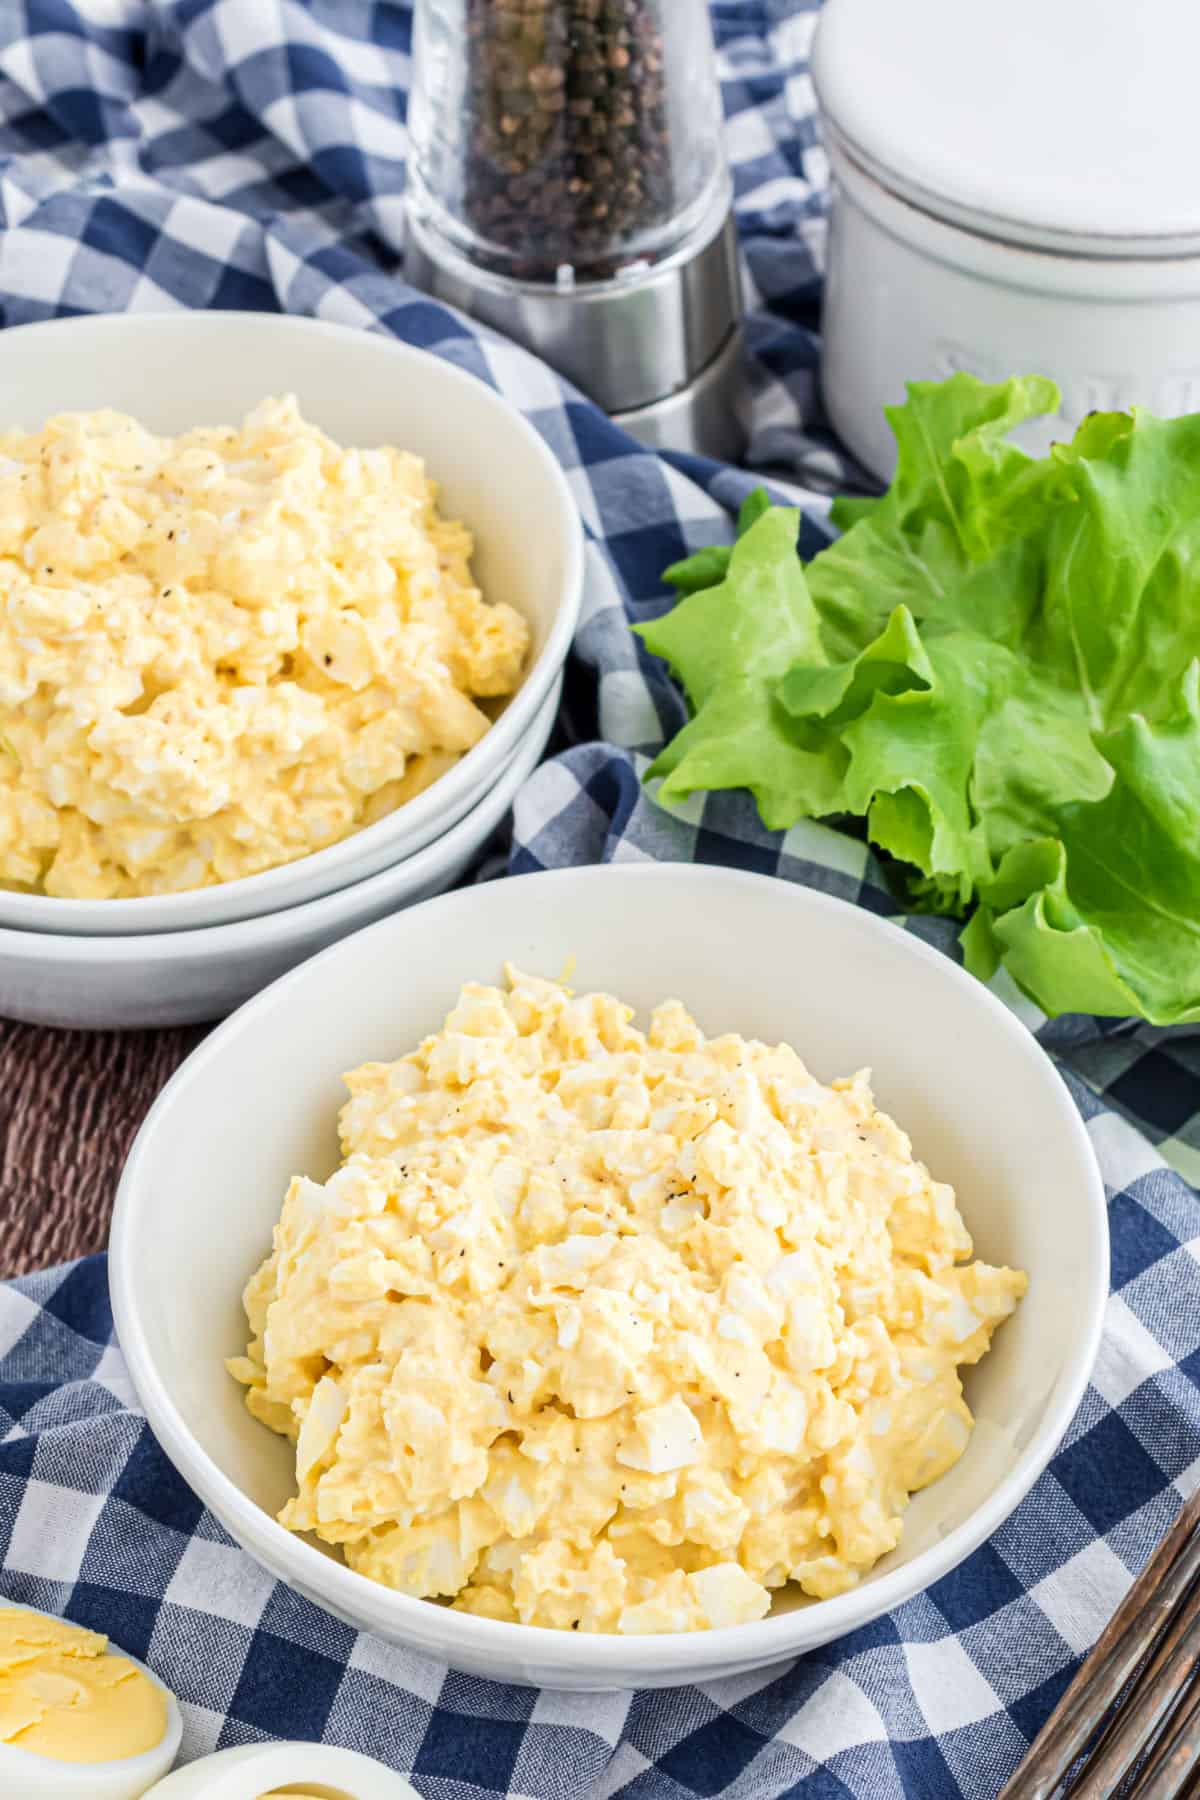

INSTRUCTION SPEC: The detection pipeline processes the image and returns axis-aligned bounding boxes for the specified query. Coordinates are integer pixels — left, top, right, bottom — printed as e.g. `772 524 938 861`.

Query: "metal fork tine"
1066 1574 1200 1798
1177 1738 1200 1799
1000 1487 1200 1799
1126 1675 1200 1799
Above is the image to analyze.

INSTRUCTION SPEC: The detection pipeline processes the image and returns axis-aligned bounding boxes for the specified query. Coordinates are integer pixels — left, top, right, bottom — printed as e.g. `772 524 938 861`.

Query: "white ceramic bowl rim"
144 1741 419 1799
0 312 584 932
110 864 1109 1680
0 678 559 960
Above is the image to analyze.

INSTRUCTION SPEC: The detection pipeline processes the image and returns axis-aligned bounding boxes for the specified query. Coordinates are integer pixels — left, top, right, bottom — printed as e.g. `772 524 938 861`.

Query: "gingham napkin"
1 5 1198 1797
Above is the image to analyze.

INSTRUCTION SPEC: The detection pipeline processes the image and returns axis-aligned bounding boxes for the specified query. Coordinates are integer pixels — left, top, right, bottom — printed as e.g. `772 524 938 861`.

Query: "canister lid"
812 0 1200 250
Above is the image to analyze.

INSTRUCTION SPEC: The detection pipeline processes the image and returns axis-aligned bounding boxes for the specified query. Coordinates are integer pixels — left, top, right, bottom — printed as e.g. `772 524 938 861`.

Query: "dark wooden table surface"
0 1021 203 1277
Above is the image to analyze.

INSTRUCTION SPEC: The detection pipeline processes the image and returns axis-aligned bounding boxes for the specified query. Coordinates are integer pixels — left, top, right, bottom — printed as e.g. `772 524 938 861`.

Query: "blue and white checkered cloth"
2 4 1199 1796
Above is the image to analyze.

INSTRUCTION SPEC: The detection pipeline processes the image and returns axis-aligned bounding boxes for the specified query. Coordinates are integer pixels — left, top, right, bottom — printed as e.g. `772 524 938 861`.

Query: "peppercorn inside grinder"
406 0 746 459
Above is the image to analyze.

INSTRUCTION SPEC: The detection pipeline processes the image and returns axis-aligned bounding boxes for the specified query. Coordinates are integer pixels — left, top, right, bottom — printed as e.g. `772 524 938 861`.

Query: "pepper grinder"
405 0 747 460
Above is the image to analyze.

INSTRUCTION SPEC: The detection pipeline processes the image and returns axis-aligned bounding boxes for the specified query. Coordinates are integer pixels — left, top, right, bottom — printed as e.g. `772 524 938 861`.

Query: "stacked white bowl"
0 315 583 1029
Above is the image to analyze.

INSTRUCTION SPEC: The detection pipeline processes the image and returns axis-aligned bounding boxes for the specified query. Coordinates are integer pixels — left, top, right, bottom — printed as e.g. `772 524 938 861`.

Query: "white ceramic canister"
811 0 1200 479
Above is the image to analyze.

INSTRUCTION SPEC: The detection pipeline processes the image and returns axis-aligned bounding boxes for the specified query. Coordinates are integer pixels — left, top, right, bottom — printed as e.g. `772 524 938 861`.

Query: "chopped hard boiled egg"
231 969 1027 1633
0 398 528 897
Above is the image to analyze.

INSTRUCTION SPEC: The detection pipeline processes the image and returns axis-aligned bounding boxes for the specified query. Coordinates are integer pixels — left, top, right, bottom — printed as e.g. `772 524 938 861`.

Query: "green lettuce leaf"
636 507 848 829
966 666 1200 1023
781 612 1007 910
661 487 772 595
639 372 1200 1023
829 371 1062 558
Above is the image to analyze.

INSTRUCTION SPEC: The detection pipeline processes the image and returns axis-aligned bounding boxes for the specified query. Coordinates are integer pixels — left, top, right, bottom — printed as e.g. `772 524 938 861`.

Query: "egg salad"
231 970 1026 1634
0 398 528 897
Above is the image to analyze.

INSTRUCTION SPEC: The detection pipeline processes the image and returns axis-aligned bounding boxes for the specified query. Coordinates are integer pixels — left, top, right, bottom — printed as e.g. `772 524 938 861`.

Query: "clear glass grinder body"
407 0 730 286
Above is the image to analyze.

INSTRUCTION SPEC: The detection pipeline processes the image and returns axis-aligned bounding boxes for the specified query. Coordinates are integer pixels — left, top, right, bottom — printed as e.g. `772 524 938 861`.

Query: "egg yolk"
0 1607 167 1763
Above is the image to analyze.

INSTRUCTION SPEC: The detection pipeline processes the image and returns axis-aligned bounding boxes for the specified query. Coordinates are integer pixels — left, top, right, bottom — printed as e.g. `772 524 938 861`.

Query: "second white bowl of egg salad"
0 311 582 935
0 678 558 1029
110 863 1108 1690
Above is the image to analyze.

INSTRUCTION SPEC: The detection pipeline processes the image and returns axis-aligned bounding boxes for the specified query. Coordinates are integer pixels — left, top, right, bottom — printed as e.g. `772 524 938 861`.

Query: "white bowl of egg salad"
111 864 1108 1690
0 312 582 934
0 676 558 1030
